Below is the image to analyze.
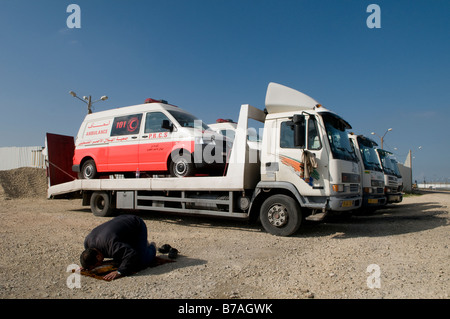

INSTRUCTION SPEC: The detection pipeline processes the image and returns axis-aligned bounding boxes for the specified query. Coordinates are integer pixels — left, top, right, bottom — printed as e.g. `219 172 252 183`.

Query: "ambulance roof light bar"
216 118 235 123
145 98 168 104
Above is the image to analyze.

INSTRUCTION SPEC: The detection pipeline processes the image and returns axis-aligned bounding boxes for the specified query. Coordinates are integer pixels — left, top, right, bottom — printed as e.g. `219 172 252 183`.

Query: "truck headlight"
332 184 344 192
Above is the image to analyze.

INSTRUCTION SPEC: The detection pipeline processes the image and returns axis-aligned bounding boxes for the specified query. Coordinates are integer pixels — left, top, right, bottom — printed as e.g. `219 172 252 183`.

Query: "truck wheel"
169 153 195 177
80 159 98 179
260 194 302 236
90 192 114 217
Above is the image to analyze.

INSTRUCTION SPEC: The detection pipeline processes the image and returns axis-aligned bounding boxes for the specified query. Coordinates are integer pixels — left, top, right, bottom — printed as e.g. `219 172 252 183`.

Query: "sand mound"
0 167 47 199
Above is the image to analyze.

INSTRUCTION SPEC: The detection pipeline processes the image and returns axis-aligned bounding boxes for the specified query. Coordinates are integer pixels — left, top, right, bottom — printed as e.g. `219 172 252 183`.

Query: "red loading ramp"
46 133 77 186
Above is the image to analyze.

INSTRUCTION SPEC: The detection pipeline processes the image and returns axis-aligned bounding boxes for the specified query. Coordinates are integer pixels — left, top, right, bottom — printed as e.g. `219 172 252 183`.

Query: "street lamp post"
69 91 108 114
371 128 392 149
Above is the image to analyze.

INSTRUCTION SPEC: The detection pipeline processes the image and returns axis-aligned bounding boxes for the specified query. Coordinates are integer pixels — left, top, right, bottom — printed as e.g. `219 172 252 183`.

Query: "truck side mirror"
292 115 305 148
161 120 173 132
293 114 303 124
294 123 305 148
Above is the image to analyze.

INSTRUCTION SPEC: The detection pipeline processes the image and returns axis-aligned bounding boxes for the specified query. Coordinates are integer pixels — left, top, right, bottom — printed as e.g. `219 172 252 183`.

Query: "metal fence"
0 146 45 170
417 182 450 190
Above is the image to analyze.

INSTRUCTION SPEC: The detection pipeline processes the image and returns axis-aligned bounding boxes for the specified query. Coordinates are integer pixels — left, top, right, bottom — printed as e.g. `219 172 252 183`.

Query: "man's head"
80 248 104 270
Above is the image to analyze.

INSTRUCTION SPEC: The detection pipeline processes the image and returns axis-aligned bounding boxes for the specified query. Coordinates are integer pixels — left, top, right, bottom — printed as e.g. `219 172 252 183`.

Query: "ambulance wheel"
90 192 114 217
169 153 195 177
260 194 302 236
80 159 98 179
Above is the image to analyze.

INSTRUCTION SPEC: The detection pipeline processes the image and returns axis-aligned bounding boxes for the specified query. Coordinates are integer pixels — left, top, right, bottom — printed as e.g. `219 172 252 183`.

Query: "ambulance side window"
111 114 142 136
145 112 172 133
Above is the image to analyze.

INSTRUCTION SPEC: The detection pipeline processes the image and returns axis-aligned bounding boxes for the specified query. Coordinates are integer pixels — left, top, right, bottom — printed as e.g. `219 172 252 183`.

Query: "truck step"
305 212 327 221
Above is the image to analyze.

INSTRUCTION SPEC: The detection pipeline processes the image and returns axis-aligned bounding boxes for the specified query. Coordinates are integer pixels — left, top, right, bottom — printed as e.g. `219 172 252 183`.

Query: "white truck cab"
349 133 386 210
376 149 403 204
258 83 362 225
391 158 404 195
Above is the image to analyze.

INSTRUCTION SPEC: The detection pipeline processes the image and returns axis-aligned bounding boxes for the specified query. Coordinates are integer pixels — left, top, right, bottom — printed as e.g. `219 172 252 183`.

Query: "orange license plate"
342 200 353 207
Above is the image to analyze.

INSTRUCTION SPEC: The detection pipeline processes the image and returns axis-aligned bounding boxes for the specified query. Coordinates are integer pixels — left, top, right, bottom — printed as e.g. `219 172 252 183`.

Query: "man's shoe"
158 244 172 254
168 248 178 259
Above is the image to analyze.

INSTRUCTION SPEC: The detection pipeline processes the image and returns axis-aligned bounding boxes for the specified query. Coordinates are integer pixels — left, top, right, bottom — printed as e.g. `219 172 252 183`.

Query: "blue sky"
0 0 449 182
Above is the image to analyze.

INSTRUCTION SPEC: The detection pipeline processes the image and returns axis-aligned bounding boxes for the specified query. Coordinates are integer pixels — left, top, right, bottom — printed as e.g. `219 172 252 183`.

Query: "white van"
72 99 228 179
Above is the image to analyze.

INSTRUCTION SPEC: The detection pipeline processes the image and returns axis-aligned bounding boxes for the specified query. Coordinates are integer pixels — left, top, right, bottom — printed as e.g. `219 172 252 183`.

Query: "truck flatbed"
47 104 265 198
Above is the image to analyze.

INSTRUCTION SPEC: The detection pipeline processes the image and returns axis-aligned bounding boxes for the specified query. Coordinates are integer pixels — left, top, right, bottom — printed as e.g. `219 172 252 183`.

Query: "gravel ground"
0 168 448 299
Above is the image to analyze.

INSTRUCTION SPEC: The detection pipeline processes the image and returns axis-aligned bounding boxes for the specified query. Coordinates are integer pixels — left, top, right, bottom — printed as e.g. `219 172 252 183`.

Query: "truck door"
108 113 142 172
139 111 174 171
277 115 328 195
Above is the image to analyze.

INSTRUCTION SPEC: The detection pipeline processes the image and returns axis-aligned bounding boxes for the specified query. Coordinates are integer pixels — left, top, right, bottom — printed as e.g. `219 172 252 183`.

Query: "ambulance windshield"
168 110 210 131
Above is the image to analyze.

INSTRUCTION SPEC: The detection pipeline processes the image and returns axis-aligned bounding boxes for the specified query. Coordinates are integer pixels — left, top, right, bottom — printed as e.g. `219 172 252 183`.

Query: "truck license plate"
342 200 353 207
368 199 378 204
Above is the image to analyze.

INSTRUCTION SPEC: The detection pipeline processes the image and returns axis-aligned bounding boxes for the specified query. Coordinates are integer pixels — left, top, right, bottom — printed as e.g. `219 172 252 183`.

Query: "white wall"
0 146 45 170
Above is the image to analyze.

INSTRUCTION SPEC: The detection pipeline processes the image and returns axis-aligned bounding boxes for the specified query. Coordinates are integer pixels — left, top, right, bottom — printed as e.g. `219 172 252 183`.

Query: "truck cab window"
308 118 321 150
145 112 172 133
280 121 305 148
357 137 382 172
322 112 357 162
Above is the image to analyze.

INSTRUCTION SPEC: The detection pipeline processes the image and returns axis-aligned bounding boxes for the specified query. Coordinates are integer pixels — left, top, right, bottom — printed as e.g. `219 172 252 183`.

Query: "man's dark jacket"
84 215 147 276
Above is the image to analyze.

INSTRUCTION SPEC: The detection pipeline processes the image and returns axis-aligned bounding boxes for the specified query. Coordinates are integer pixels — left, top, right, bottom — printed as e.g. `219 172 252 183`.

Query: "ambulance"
72 98 228 179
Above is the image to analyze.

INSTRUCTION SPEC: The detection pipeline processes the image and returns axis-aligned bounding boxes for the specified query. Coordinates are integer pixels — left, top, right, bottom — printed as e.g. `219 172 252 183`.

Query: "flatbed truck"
48 83 362 236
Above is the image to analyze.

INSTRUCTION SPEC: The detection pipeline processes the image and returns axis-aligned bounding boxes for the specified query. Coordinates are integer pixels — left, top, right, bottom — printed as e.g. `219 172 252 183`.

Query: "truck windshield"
322 113 357 162
390 159 402 178
357 137 382 172
168 110 210 131
377 150 396 175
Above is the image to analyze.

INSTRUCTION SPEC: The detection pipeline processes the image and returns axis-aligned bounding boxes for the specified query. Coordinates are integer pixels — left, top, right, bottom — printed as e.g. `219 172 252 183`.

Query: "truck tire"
80 159 98 179
90 191 114 217
169 152 195 177
260 194 302 236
